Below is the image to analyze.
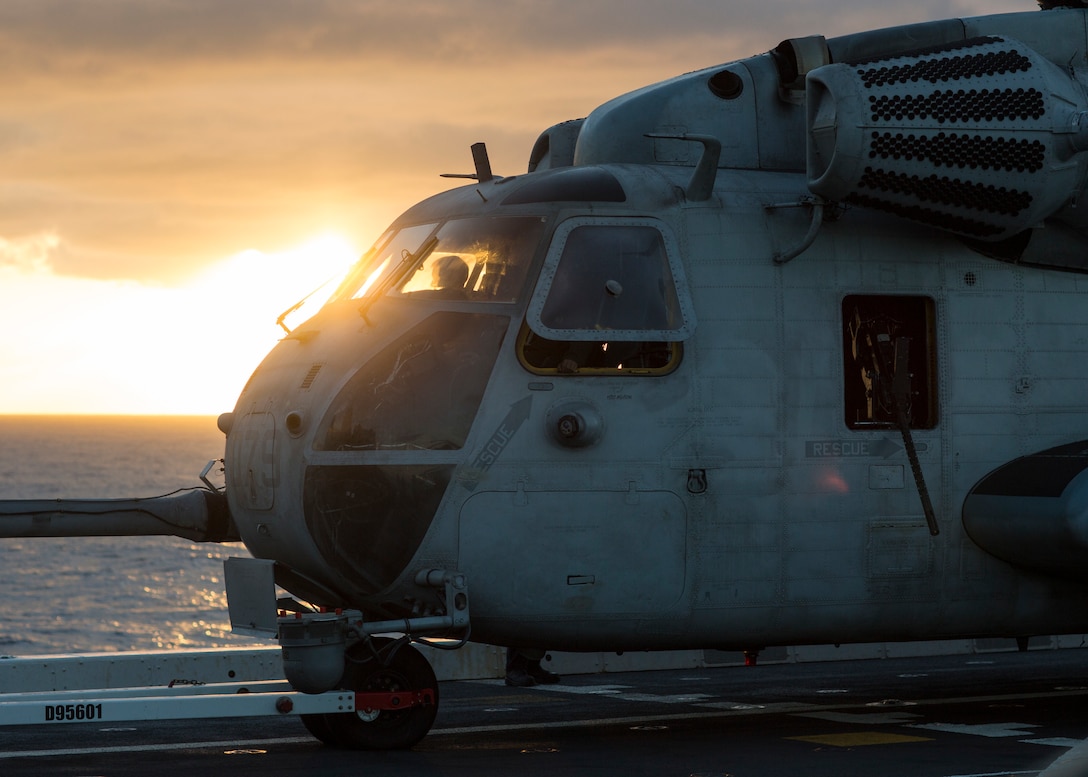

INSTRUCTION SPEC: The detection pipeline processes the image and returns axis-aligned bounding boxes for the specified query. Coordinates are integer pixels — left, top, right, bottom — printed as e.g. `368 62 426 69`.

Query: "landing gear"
234 564 467 749
301 637 439 750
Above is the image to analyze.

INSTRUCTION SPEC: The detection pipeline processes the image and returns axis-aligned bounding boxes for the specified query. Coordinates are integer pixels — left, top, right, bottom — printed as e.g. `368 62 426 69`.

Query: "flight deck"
3 648 1086 777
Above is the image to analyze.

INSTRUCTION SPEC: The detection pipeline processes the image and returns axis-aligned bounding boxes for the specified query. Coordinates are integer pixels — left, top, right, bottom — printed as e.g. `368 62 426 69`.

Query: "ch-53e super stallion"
5 1 1088 752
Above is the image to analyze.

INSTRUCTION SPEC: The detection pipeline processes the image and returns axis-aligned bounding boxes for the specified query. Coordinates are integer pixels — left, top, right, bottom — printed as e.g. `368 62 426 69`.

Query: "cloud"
0 232 60 273
0 0 1052 412
0 231 357 414
0 1 1032 78
0 0 1042 285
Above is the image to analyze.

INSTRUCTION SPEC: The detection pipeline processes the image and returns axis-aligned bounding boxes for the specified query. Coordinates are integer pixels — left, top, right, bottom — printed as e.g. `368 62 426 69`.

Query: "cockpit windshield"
392 216 545 302
332 222 438 303
332 216 547 305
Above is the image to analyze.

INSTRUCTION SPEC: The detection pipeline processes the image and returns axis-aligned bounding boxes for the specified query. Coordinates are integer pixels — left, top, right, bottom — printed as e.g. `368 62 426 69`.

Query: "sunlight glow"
192 233 358 335
350 257 391 300
0 232 360 415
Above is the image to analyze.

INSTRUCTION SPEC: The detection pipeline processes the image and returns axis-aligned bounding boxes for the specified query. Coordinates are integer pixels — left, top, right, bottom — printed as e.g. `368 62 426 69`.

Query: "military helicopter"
5 1 1088 752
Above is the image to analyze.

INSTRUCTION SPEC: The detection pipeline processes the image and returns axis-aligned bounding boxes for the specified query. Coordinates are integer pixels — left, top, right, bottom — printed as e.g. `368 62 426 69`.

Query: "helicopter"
5 1 1088 751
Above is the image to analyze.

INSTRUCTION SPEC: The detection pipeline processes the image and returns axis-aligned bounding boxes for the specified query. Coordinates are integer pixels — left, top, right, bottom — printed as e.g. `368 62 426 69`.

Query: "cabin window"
843 294 938 430
535 222 686 333
519 218 694 375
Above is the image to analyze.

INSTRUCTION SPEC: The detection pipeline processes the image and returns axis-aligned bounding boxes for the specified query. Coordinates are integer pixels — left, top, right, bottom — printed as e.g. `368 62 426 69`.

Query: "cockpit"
327 206 694 371
332 216 546 305
296 170 697 603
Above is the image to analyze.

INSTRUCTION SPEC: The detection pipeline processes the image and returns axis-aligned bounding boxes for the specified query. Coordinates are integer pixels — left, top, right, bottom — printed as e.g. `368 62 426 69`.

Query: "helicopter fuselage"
224 66 1088 653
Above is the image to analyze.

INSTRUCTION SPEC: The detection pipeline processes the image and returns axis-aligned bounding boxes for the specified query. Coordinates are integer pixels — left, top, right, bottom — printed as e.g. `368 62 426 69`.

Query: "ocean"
0 415 261 656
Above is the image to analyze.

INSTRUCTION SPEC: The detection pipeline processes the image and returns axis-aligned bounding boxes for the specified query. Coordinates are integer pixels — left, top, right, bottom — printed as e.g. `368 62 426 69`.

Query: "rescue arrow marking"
805 438 929 459
460 396 532 491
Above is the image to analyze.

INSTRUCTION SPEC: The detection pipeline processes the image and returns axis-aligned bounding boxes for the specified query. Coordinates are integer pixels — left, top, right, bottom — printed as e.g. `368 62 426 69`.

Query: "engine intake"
806 36 1088 241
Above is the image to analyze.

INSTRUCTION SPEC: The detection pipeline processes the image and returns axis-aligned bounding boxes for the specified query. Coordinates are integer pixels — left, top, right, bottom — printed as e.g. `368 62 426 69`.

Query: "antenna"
440 142 496 182
470 142 494 183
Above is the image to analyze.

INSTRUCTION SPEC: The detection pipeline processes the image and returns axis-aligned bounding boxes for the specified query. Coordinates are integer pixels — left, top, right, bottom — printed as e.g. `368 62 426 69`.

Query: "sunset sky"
0 0 1027 414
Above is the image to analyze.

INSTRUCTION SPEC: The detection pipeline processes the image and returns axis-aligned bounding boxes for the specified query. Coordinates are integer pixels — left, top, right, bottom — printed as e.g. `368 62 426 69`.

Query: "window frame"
525 216 697 342
516 324 683 376
842 293 939 431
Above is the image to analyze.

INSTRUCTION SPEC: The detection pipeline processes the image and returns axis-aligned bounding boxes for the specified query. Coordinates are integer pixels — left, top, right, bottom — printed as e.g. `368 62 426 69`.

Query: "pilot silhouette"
427 254 470 297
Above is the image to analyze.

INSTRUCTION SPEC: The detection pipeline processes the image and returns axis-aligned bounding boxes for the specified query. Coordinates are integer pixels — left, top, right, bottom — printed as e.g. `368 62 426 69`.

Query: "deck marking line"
0 736 315 760
910 722 1039 738
788 731 932 747
1036 736 1088 777
1023 737 1082 748
527 684 630 695
472 680 631 694
796 711 922 725
612 693 715 704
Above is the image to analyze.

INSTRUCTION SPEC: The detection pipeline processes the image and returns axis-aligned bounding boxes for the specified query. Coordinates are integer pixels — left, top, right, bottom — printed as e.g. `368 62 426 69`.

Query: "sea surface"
0 415 265 656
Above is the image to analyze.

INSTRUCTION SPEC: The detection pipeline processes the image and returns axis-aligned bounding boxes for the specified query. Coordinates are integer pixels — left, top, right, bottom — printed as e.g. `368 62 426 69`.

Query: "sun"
0 232 363 415
197 233 359 328
175 232 360 411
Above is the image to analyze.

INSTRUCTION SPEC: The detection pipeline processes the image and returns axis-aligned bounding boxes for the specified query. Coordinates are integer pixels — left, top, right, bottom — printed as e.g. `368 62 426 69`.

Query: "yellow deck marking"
789 731 932 747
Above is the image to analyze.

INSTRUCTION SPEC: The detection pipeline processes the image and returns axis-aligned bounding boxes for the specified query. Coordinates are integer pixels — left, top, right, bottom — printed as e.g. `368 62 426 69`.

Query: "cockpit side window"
520 218 694 375
392 216 547 302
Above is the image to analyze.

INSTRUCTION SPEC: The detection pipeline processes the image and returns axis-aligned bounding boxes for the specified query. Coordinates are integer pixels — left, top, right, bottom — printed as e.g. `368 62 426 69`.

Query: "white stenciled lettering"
808 440 873 458
473 424 515 469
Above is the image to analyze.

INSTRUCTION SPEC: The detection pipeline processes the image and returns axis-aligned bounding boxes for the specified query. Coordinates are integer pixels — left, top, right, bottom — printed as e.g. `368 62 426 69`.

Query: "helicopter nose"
302 463 454 596
300 311 509 599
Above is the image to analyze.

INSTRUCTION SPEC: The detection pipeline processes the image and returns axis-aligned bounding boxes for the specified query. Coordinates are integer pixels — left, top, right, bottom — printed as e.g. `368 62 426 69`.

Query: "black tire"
321 638 439 750
300 711 339 744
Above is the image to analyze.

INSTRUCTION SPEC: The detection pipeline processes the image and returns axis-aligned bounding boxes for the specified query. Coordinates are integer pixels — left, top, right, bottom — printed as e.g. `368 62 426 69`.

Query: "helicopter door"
459 490 687 618
457 217 697 622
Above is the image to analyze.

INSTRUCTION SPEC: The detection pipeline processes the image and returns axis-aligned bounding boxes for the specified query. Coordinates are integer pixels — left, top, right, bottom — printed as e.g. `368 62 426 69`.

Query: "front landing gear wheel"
299 710 338 745
315 637 439 750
